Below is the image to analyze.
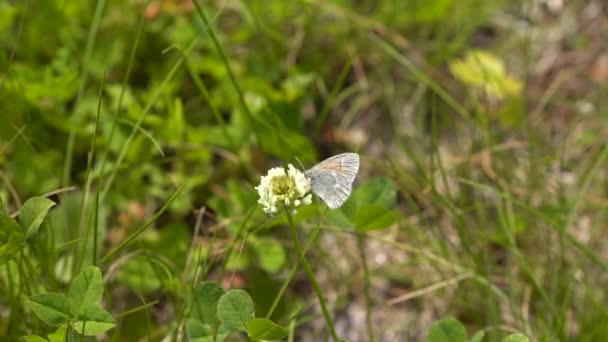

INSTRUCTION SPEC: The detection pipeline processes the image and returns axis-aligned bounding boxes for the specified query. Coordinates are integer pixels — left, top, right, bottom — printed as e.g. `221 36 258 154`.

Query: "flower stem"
357 235 375 342
266 208 329 318
283 207 339 341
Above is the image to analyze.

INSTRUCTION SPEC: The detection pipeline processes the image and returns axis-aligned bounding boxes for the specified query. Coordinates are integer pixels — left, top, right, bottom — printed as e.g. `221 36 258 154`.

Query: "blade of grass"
179 49 233 147
314 58 353 139
281 207 338 341
100 184 185 263
458 178 608 272
266 207 330 319
0 0 27 94
63 0 106 188
74 73 105 273
191 0 261 146
114 300 160 319
101 39 197 200
370 33 470 121
356 235 375 342
97 14 145 190
0 125 26 155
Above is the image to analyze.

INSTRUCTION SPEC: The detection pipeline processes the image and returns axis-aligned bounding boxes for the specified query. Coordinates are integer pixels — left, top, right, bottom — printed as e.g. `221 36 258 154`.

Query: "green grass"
1 0 608 341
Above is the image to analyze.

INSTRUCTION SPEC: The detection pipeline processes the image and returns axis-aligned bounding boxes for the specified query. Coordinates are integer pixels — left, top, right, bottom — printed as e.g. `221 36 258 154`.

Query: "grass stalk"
356 235 375 342
191 0 262 145
283 207 338 341
100 184 185 263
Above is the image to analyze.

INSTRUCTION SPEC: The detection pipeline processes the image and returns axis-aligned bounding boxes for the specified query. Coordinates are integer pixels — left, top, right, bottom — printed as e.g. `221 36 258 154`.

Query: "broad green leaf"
186 319 228 342
351 177 397 208
217 289 255 332
71 307 115 336
353 205 397 232
427 317 467 342
68 266 103 317
28 293 71 326
192 282 225 328
20 336 49 342
47 326 68 342
503 333 529 342
252 237 286 273
245 318 288 341
471 331 486 342
19 197 56 241
186 319 213 342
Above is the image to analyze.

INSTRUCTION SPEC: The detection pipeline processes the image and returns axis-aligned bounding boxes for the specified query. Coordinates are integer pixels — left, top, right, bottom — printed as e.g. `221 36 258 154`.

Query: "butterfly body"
305 153 360 209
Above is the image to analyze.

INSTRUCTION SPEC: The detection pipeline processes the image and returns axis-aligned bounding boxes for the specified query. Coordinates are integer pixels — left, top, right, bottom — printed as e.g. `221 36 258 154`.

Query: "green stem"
192 1 262 146
266 208 329 318
356 235 375 342
283 207 338 341
100 184 185 263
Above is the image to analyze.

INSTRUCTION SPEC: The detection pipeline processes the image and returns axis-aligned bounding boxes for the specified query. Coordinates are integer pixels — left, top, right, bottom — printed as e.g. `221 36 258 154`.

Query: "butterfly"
305 153 360 209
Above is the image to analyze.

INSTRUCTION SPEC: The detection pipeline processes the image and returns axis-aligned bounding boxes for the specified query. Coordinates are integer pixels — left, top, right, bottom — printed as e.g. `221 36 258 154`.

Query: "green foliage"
2 0 606 340
502 334 529 342
217 289 255 333
327 176 398 230
187 283 286 341
427 317 529 342
18 197 56 241
191 281 225 337
28 266 115 336
245 318 288 341
428 317 468 342
353 204 397 232
28 293 71 326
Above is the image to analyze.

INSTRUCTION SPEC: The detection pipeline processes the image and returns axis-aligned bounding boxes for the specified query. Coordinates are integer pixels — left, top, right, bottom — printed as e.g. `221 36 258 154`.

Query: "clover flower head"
255 164 312 215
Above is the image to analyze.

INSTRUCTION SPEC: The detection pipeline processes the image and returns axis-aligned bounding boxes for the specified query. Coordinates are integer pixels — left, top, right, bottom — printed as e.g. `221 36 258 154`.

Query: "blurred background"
2 0 608 341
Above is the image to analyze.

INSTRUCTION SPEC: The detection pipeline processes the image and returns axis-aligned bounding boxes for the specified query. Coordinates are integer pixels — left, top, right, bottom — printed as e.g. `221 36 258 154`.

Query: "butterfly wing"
305 153 360 209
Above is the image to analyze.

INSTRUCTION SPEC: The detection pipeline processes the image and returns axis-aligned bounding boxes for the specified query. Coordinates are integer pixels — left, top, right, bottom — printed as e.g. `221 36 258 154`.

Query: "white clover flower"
255 164 312 215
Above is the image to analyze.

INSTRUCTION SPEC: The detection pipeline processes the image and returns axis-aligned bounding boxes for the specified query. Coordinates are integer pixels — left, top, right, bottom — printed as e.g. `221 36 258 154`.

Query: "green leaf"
471 331 486 342
352 177 397 208
192 281 225 328
19 197 56 241
252 237 286 273
186 319 213 342
502 333 529 342
353 205 397 232
186 319 228 342
245 318 288 341
217 289 255 332
20 336 49 342
427 317 467 342
68 266 103 318
47 326 68 342
28 293 71 326
71 306 115 336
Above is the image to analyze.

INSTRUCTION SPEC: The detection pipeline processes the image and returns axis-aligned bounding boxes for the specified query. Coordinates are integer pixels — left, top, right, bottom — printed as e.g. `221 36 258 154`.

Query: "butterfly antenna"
295 156 305 171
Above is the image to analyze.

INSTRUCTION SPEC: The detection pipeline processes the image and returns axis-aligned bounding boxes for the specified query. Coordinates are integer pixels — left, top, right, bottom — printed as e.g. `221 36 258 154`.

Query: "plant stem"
284 207 338 341
266 208 329 318
356 235 375 342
